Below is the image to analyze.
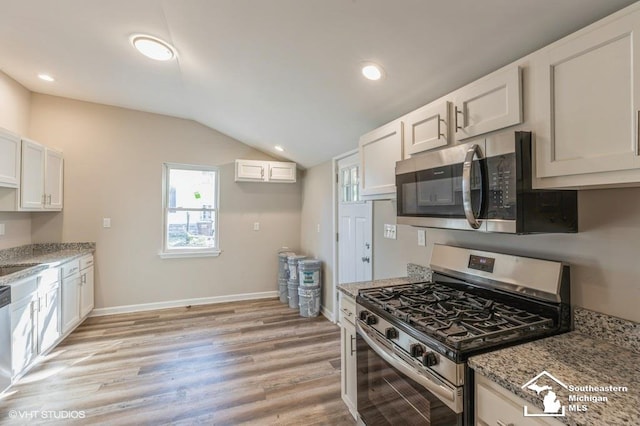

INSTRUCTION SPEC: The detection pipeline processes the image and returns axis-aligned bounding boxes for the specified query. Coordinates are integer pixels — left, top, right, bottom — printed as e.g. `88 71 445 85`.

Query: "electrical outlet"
103 218 111 228
317 224 321 233
253 222 260 231
418 229 426 246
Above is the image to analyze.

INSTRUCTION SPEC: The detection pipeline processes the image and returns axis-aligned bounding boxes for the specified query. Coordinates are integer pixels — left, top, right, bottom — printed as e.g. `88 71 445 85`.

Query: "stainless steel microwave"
395 131 578 234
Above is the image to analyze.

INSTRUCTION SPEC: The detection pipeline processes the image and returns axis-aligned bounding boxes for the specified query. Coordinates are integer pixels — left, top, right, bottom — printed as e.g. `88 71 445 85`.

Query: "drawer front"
39 267 60 287
61 260 80 278
79 255 94 270
10 276 38 303
339 293 356 328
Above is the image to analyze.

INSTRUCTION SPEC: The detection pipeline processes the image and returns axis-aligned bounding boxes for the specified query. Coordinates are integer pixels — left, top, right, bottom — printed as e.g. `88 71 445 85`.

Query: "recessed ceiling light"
362 63 384 81
38 74 55 82
274 145 285 152
131 34 176 61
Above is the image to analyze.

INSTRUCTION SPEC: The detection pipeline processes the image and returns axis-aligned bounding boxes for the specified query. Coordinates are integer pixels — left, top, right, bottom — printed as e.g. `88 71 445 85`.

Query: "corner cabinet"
235 159 296 183
359 119 403 198
452 64 522 143
339 292 357 419
532 6 640 188
21 138 63 210
0 128 21 188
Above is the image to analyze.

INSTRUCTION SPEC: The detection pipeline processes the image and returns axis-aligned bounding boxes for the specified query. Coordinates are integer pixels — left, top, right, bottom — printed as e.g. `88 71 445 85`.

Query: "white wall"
0 72 32 249
372 189 640 322
299 160 335 316
28 94 301 309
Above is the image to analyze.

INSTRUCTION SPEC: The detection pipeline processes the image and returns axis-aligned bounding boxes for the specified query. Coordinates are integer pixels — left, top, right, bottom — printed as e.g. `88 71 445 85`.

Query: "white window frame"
160 163 221 259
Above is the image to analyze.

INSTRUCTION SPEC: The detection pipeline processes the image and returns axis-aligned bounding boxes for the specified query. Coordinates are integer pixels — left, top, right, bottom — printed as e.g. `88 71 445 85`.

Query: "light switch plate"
253 222 260 231
0 223 4 236
384 224 397 240
103 218 111 228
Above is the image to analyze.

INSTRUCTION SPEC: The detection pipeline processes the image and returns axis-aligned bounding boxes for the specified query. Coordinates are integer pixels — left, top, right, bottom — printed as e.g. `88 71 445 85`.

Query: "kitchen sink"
0 265 34 277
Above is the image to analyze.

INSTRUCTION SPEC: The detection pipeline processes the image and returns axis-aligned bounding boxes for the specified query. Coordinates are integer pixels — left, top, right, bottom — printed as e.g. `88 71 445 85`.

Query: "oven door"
356 322 463 426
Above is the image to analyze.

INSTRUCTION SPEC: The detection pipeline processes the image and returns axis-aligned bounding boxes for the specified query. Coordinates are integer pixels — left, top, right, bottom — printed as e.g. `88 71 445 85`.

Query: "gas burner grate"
360 282 556 351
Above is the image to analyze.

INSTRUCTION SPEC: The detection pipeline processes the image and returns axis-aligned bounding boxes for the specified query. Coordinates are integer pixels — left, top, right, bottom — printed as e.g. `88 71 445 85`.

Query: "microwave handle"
462 144 483 229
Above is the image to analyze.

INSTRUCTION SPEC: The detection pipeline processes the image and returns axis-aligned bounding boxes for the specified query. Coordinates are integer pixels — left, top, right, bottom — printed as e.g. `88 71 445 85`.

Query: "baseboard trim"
89 291 279 317
321 305 335 323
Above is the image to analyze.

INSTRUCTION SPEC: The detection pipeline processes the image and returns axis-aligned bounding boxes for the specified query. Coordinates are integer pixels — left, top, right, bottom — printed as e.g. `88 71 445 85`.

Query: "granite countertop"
337 263 432 299
0 243 95 286
469 308 639 426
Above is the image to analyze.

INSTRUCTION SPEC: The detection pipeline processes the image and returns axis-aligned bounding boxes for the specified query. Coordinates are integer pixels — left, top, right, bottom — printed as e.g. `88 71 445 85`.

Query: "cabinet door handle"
455 106 464 132
350 335 356 355
496 421 514 426
438 116 446 139
269 168 273 179
260 167 264 179
47 194 52 205
42 193 46 205
341 308 353 317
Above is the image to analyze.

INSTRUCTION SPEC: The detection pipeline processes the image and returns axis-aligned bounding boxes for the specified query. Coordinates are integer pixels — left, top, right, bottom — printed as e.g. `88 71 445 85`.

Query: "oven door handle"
462 144 483 230
357 322 463 414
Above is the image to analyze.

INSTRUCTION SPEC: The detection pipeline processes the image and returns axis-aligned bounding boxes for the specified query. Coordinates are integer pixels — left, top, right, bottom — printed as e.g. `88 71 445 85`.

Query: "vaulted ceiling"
0 0 636 168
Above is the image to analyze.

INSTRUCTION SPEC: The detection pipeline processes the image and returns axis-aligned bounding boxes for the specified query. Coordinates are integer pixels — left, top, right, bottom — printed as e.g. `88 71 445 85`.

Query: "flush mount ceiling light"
361 63 385 81
131 34 176 61
38 73 55 82
274 145 285 152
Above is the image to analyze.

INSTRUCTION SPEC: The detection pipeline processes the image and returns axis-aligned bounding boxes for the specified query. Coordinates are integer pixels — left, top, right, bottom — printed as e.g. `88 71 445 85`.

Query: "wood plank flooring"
1 299 356 425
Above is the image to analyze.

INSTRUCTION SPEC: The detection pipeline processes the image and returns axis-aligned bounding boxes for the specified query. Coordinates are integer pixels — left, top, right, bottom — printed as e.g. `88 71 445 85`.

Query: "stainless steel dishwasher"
0 286 11 393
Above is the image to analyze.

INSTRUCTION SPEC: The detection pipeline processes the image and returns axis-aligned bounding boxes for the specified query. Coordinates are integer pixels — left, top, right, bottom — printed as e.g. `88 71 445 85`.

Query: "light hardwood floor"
1 299 356 425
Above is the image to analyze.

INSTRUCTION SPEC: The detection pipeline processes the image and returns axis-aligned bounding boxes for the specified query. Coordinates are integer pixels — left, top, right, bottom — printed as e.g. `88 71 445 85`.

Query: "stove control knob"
385 327 398 339
422 352 438 367
366 314 378 325
359 310 370 321
410 344 425 358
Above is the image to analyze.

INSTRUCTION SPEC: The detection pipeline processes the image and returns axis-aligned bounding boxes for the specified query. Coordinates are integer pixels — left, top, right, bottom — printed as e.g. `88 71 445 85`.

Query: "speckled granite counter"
470 308 639 426
337 263 431 299
0 243 95 286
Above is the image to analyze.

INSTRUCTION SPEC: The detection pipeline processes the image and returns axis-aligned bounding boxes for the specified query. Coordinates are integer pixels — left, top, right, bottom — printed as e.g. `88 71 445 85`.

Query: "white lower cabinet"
61 260 81 334
79 256 95 318
339 293 357 418
37 268 61 354
475 373 564 426
10 276 38 378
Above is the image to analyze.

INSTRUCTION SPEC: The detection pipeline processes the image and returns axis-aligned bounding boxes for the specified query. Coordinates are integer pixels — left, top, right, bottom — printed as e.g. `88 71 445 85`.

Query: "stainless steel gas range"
355 244 571 425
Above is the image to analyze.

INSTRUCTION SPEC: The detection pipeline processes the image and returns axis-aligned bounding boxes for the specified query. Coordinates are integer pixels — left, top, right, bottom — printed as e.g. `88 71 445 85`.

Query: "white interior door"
337 154 373 284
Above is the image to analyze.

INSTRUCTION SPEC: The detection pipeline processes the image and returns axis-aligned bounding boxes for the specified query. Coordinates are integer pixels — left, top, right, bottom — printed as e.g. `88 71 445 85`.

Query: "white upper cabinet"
20 139 64 211
403 101 450 156
359 119 403 198
0 128 20 188
453 65 522 143
267 161 297 182
20 139 46 209
235 159 296 183
533 6 640 187
45 149 63 210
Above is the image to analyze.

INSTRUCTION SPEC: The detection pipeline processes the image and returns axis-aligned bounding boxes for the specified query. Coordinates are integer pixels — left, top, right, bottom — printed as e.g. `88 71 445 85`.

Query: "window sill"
159 249 221 259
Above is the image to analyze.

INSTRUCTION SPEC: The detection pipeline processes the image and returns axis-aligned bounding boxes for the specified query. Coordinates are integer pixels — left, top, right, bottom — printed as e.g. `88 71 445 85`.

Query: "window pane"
167 210 216 249
342 169 350 186
169 169 216 209
352 183 359 201
342 185 351 203
351 166 358 186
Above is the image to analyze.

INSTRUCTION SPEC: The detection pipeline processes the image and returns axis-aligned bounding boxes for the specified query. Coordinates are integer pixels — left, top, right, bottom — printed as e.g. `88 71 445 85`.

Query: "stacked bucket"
297 259 322 317
286 254 307 309
277 251 295 303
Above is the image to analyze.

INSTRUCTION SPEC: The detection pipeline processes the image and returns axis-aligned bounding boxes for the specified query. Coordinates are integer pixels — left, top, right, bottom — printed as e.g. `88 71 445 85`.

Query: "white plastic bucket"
298 259 322 288
298 287 321 317
288 282 300 309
